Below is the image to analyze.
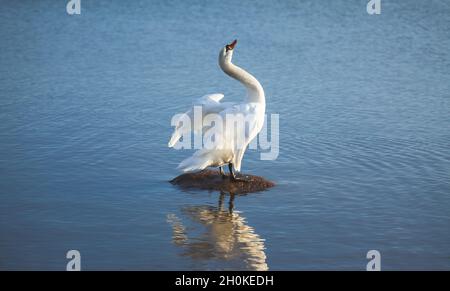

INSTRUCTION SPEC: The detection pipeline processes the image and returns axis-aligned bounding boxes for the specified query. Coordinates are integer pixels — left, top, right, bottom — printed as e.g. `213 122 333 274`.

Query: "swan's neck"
219 59 265 105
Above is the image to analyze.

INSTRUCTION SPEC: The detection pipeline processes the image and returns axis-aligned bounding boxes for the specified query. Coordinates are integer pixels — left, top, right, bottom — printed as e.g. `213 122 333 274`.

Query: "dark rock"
170 170 275 194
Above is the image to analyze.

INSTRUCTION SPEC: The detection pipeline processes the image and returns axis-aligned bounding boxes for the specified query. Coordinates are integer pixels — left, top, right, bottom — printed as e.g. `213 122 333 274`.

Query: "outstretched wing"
168 94 233 147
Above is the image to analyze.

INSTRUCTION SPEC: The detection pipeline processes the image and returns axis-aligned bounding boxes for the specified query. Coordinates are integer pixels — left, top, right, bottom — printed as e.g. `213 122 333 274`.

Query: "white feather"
169 45 266 173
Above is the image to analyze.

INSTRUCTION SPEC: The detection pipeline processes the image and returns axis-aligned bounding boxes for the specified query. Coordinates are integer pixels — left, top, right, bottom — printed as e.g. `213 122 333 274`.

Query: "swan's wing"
224 103 263 141
228 103 264 171
201 102 264 170
168 93 233 147
175 102 264 173
197 93 224 104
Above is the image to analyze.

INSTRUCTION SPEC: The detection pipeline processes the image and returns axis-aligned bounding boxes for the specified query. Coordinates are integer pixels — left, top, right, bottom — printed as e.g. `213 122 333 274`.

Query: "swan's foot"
219 166 227 178
228 163 249 182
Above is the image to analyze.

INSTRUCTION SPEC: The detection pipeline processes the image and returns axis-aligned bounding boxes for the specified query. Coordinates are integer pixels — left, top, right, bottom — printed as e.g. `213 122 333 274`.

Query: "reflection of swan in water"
167 192 268 271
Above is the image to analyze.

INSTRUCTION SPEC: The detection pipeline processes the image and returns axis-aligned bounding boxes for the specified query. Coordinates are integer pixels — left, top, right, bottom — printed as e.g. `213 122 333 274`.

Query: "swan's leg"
228 163 248 182
219 166 226 178
228 163 235 179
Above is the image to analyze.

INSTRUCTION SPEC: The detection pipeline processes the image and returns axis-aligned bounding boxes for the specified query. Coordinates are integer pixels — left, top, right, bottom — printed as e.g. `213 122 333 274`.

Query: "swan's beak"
226 39 237 51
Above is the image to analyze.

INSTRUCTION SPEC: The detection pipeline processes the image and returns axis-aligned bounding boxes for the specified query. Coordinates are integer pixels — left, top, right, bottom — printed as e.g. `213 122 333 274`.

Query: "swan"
168 40 266 181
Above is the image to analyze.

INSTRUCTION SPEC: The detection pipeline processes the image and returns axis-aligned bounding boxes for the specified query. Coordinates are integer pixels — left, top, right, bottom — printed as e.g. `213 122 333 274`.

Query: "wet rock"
170 170 275 194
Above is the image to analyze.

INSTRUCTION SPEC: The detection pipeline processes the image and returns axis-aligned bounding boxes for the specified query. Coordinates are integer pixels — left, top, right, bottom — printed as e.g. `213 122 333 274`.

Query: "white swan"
168 40 265 181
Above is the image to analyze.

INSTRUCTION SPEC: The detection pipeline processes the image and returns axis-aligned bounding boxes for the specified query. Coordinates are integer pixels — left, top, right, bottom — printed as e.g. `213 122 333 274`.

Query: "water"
0 0 449 270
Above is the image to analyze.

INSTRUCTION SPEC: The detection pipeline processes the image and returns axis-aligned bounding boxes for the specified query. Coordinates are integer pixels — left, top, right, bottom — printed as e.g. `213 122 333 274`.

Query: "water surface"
0 0 449 270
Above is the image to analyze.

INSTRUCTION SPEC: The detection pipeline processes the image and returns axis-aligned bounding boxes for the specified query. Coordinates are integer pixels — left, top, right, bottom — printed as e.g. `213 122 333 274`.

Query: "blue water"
1 0 449 270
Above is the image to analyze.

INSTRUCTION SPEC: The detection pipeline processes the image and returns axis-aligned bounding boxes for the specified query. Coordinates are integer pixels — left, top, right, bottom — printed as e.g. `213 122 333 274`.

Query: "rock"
170 170 275 194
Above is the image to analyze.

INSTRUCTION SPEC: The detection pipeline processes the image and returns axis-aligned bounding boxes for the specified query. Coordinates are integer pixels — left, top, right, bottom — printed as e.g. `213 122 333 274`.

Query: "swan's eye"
225 45 231 52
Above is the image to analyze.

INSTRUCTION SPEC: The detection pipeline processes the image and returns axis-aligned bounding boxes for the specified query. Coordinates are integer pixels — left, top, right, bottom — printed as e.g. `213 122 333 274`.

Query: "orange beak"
226 39 237 51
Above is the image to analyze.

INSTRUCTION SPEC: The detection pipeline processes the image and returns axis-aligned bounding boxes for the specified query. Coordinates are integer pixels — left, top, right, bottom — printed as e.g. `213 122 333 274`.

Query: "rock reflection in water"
167 192 268 271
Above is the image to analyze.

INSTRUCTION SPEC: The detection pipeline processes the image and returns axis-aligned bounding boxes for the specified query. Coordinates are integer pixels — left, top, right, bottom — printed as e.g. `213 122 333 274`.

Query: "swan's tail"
177 150 214 173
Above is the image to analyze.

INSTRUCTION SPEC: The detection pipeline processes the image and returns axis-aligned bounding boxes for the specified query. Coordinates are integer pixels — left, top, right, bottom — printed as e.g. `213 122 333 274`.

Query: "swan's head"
219 39 237 64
